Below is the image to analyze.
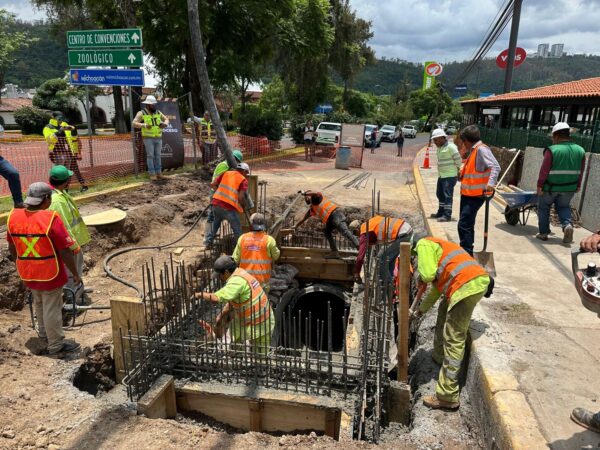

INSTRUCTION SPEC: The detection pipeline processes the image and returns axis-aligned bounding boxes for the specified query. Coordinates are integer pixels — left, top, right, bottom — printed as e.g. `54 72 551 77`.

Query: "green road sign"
67 28 143 49
69 49 144 67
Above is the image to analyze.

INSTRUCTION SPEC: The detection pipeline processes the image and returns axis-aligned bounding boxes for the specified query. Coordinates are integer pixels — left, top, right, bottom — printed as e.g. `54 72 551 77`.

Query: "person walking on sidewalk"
370 126 378 153
233 213 280 292
430 129 462 222
457 125 500 256
535 122 585 244
412 236 493 410
0 155 24 208
304 120 315 161
396 130 405 157
48 165 92 298
132 95 170 181
295 191 359 259
6 182 81 357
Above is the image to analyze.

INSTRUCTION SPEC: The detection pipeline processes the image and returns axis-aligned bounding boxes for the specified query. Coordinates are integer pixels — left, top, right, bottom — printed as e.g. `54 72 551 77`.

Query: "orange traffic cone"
422 146 431 169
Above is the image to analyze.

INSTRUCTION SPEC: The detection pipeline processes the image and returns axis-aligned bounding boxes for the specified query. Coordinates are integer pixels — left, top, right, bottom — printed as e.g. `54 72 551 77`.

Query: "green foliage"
408 88 451 126
14 106 50 135
236 105 283 141
32 78 83 122
326 110 358 124
0 10 35 93
259 77 287 114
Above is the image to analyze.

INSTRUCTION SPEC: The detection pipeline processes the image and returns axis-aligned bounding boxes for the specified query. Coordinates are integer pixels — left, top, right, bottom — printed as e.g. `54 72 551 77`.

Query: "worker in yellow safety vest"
196 255 274 354
233 213 280 292
295 191 359 259
132 95 170 180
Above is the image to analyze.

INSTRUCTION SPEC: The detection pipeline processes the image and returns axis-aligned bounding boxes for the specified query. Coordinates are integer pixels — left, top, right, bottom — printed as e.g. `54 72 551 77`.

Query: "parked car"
315 121 342 145
364 124 382 147
379 124 400 142
401 124 417 138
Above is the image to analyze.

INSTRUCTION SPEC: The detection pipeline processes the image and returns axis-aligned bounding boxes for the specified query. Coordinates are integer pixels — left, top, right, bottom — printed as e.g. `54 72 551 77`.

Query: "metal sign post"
85 86 94 167
129 88 138 177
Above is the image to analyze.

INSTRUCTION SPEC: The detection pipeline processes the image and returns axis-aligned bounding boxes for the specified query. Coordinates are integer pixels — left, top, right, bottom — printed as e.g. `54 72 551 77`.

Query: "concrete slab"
580 153 600 230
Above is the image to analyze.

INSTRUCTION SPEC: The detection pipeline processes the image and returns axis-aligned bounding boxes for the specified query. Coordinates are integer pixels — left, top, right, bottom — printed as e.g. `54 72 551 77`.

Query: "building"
550 43 564 58
537 43 549 58
0 98 33 126
461 77 600 132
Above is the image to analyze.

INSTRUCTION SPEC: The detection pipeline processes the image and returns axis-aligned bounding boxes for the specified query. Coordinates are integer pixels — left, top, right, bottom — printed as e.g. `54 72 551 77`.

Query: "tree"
408 88 452 128
329 0 374 109
259 77 287 114
0 10 34 104
14 106 50 135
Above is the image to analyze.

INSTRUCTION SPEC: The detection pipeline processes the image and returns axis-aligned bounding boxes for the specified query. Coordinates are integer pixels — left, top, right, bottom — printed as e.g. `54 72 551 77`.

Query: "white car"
401 124 417 138
364 124 382 147
315 122 341 145
379 124 400 142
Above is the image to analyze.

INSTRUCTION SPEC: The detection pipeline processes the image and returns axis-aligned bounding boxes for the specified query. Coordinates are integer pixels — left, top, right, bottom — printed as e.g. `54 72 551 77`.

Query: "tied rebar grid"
280 230 355 252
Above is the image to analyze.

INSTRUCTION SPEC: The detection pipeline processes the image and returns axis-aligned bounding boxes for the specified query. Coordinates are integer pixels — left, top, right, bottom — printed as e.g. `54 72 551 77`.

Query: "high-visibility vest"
213 170 245 212
426 237 487 299
43 119 60 152
229 268 271 327
7 209 60 282
62 122 79 155
141 109 163 138
544 142 585 193
200 118 215 143
239 232 272 284
49 190 91 247
310 197 338 224
460 143 491 197
360 215 405 244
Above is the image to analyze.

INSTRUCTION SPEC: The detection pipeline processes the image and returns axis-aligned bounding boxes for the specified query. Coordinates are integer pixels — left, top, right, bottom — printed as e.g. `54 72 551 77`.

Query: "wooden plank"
397 243 411 382
138 375 177 419
110 296 146 383
248 400 262 432
325 408 341 440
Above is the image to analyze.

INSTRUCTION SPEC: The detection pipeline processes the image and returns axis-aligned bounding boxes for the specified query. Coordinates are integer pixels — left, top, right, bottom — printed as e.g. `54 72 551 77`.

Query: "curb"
412 148 547 449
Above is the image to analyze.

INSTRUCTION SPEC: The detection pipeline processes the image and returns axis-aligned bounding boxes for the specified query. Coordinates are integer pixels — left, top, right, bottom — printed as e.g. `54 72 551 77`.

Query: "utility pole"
503 0 523 93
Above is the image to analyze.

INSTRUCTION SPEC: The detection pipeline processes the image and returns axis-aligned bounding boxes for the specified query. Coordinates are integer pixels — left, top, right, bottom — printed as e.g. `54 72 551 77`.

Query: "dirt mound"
0 253 26 311
72 343 115 396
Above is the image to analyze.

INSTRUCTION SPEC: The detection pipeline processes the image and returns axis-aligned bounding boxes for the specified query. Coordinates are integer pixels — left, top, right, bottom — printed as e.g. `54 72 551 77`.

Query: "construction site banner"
157 99 185 170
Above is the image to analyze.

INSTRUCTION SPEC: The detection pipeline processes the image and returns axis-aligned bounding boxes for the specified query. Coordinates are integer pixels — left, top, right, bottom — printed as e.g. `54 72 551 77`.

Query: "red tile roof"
0 97 32 112
462 77 600 104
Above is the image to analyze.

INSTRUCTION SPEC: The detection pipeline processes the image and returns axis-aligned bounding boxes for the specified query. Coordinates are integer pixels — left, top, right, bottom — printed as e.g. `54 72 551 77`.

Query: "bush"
236 105 283 141
13 106 50 135
326 110 358 124
289 114 325 144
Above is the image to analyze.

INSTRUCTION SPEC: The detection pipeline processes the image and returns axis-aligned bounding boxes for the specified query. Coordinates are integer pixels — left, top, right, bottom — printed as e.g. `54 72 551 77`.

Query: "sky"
3 0 600 65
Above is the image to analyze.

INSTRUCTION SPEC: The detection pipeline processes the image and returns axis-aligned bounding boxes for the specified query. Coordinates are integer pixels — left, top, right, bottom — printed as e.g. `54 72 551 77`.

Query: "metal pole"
85 86 94 167
188 92 198 169
129 88 139 177
503 0 523 93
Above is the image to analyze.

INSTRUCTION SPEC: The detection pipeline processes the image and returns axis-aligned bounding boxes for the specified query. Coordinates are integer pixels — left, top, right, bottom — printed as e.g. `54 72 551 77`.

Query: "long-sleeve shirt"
353 221 413 275
415 239 490 313
537 148 586 189
232 232 281 264
469 141 501 186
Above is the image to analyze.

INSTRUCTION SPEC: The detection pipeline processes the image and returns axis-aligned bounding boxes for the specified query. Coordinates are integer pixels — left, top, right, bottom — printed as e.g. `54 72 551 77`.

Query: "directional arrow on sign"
128 53 136 64
131 32 140 44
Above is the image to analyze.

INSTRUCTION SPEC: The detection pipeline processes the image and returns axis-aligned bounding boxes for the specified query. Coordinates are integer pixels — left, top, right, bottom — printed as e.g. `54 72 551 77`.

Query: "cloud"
0 0 46 21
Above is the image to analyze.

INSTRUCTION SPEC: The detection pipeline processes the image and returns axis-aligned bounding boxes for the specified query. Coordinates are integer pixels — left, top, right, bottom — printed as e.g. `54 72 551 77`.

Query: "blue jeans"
144 138 162 175
0 156 23 205
205 205 242 245
458 195 486 256
435 177 457 219
537 191 575 235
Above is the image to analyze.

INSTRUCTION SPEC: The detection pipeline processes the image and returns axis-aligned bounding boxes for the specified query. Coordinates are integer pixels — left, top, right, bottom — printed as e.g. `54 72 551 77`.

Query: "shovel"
474 193 497 276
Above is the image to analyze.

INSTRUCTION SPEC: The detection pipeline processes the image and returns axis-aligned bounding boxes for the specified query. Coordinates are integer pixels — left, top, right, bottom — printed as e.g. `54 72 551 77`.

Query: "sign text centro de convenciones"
67 28 143 49
69 69 144 87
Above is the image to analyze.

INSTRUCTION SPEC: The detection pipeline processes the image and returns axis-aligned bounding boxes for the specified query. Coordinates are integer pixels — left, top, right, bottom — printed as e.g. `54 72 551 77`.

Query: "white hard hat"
431 128 447 139
142 95 158 105
237 162 251 174
552 122 570 134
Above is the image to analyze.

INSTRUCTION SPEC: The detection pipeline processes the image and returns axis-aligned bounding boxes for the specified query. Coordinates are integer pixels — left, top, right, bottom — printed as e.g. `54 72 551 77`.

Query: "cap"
232 150 244 162
213 255 237 274
349 220 361 231
552 122 570 134
237 162 250 174
49 165 73 181
431 128 447 139
142 95 158 105
52 111 64 118
250 213 266 231
24 182 53 206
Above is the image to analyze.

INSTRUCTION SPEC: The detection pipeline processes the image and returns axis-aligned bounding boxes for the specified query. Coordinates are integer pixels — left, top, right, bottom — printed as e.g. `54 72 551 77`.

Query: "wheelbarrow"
499 191 538 226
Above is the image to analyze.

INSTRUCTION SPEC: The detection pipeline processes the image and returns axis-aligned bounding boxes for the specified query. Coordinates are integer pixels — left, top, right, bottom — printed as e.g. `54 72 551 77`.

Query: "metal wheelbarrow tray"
499 191 538 226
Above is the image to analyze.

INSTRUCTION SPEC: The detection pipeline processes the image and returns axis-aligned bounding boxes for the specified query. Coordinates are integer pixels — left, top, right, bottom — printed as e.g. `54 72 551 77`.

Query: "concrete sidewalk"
414 149 600 449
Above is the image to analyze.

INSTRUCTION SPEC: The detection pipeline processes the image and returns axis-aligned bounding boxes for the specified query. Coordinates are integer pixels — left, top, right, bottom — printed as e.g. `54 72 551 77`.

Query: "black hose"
102 204 211 297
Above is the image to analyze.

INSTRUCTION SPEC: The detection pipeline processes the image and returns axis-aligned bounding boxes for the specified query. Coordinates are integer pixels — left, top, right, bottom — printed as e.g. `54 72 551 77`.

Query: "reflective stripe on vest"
359 216 405 244
141 110 163 138
213 171 245 212
230 268 271 327
7 209 60 282
544 142 585 193
460 143 491 197
239 232 272 284
310 198 338 224
426 237 487 299
43 120 60 152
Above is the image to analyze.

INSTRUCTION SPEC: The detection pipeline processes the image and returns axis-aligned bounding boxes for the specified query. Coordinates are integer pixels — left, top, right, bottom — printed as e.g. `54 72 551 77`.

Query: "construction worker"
196 255 274 354
233 213 280 292
457 125 500 256
295 191 359 258
0 155 24 208
48 165 91 298
350 215 413 283
536 122 585 243
44 112 88 192
430 128 462 222
204 163 250 248
6 182 81 357
411 235 492 410
132 95 170 180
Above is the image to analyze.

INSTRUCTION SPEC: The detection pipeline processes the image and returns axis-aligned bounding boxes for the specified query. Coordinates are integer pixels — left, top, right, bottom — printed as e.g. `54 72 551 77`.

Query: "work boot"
571 407 600 433
430 213 442 219
535 233 548 241
423 395 459 411
50 340 81 358
324 251 341 259
438 216 452 222
157 173 166 180
80 186 89 193
563 224 574 244
14 202 25 209
149 175 158 181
